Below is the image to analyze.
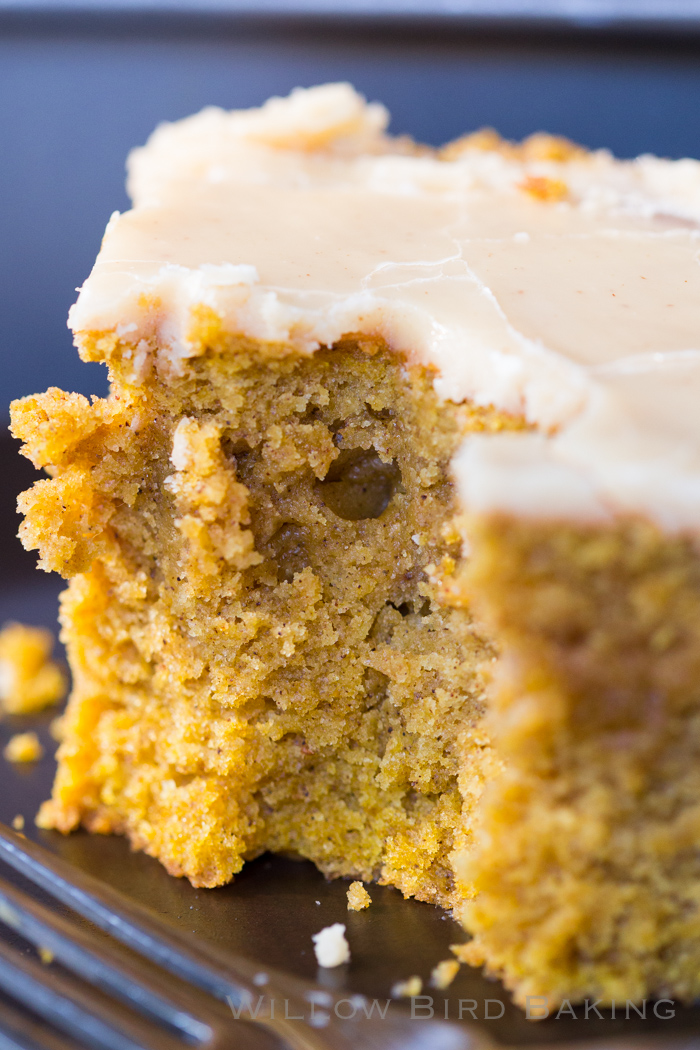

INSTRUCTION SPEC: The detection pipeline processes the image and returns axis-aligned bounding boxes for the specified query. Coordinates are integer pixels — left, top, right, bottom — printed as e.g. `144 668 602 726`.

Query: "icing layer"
69 83 700 530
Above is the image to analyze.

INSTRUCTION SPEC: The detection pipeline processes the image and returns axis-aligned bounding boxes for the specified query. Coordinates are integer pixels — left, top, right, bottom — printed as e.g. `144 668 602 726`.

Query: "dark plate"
2 438 700 1049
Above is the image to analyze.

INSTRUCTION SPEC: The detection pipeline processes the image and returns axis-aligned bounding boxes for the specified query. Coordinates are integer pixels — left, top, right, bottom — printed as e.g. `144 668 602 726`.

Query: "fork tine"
0 935 181 1050
0 825 261 1005
0 871 214 1044
0 823 331 1028
0 826 331 1050
0 995 81 1050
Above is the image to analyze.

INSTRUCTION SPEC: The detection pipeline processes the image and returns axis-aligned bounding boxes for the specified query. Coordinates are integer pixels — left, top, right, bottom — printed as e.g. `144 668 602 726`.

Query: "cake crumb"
0 623 66 714
430 959 460 989
312 923 350 967
4 731 43 764
49 715 65 742
11 815 24 831
391 975 422 998
38 947 54 965
346 881 371 911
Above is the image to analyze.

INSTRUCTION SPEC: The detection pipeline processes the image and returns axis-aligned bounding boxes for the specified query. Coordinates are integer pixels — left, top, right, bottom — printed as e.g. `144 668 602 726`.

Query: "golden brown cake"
11 84 700 1008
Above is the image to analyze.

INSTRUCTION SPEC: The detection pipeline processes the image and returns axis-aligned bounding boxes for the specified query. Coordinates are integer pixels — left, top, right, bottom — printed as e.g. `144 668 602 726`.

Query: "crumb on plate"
11 814 24 831
391 975 422 998
0 623 66 714
346 881 371 911
430 958 460 989
312 923 350 968
4 731 43 764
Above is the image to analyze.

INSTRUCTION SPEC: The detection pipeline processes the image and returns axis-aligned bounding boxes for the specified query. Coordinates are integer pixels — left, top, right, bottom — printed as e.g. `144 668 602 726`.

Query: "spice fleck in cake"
11 84 700 1008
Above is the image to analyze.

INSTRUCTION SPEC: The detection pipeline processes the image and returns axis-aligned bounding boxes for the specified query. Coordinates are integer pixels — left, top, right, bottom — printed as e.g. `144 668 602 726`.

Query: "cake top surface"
69 83 700 530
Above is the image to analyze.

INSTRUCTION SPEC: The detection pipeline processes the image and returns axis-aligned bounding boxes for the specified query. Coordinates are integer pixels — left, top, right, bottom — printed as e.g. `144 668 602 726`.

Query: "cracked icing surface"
69 83 700 529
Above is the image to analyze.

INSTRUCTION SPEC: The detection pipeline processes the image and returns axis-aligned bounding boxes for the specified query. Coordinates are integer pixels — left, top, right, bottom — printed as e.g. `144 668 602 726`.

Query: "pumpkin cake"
11 83 700 1008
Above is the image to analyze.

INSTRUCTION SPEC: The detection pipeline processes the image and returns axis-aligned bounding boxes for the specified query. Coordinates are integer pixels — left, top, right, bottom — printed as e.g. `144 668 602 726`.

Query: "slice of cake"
11 83 700 1008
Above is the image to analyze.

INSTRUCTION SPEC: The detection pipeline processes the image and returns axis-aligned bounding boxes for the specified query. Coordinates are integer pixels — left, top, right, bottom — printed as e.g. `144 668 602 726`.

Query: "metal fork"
0 823 487 1050
0 823 694 1050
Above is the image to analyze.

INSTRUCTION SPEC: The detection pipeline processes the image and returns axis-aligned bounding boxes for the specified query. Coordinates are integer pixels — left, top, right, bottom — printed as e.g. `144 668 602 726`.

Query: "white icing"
454 434 613 524
68 83 700 531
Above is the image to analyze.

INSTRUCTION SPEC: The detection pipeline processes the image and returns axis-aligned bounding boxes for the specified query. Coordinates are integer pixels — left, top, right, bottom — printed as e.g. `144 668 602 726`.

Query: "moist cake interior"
22 337 520 900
